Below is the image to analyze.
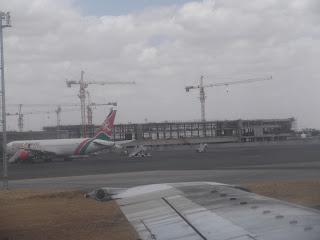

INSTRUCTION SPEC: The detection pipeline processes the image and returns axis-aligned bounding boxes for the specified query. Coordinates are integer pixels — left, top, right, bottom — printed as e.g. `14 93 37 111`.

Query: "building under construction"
43 118 295 146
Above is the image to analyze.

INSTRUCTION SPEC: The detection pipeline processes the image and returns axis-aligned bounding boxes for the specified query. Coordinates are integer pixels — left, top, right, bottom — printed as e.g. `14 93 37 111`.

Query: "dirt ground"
0 190 138 240
1 179 320 240
239 179 320 209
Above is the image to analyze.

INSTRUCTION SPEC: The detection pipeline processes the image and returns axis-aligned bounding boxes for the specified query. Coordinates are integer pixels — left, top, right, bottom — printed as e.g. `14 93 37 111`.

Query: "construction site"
43 117 295 146
2 74 295 149
0 29 304 156
1 9 320 240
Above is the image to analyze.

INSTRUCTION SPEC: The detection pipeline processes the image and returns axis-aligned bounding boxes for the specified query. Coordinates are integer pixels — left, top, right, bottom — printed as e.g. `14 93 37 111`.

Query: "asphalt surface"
1 144 320 183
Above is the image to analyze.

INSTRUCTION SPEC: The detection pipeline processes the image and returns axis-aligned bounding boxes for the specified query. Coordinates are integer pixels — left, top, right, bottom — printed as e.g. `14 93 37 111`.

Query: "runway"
2 144 320 190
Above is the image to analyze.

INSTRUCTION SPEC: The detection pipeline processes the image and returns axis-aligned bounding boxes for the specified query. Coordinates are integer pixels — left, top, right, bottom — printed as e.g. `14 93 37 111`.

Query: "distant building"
43 118 295 146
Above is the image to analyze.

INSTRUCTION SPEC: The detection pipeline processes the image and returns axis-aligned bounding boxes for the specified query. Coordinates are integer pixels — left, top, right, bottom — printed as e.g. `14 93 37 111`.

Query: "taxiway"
1 144 320 190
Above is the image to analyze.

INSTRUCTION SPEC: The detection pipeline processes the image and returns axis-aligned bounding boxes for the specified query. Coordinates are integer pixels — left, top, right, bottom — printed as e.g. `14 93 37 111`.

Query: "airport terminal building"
43 118 295 146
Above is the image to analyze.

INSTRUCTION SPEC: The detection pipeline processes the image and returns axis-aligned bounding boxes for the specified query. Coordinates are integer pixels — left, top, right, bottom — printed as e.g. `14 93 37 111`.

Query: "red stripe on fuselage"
74 138 91 155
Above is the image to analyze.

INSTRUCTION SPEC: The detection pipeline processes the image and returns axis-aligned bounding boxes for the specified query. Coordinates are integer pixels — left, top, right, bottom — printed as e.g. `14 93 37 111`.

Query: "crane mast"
87 91 92 125
79 71 86 137
55 105 61 138
18 104 23 132
199 76 206 122
186 75 272 123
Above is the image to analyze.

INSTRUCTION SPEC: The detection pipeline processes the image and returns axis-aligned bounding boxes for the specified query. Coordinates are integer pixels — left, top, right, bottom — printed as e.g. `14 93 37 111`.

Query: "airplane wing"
8 148 55 163
115 140 135 145
87 182 320 240
8 149 25 163
92 139 134 148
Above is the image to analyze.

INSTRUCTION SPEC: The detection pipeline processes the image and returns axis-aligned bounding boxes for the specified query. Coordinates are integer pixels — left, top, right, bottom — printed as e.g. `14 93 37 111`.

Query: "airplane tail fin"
93 109 117 141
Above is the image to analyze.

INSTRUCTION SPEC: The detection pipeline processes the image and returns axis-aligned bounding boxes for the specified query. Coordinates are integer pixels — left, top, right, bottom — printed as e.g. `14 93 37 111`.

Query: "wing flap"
121 198 203 240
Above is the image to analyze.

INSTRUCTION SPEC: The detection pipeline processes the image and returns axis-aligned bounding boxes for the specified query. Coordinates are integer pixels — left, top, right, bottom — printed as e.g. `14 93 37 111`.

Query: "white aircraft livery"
7 109 127 163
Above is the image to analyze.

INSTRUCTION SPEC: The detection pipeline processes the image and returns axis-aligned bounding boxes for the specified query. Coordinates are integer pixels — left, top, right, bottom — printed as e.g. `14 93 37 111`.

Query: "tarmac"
1 143 320 190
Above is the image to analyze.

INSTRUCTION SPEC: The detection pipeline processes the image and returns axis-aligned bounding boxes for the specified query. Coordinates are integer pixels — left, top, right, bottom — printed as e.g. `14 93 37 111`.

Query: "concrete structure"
43 118 294 147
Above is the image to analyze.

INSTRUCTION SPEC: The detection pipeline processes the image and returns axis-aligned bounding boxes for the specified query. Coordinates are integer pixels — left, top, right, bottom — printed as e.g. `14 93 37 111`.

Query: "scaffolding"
43 118 295 144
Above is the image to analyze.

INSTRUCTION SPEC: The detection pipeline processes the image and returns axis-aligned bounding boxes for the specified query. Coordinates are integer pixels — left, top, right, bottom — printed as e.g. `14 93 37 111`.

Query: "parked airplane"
87 181 320 240
7 109 129 163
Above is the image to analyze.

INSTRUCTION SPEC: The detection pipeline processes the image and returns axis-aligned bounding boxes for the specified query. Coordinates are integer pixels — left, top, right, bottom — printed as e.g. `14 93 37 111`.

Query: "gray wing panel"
120 198 203 240
163 195 257 240
88 182 320 240
176 183 320 240
114 183 259 240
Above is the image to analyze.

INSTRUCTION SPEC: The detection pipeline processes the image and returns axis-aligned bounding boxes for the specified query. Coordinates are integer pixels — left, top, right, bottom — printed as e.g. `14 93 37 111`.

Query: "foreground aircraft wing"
87 182 320 240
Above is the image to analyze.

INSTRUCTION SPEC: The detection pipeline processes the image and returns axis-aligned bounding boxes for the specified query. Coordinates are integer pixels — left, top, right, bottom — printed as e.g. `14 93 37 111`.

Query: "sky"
1 0 320 131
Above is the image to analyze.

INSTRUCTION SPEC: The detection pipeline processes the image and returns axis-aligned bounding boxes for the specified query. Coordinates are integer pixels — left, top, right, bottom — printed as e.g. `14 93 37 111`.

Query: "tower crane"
6 102 117 108
7 108 54 132
6 108 49 132
186 76 272 122
6 102 117 132
66 71 135 137
6 107 80 132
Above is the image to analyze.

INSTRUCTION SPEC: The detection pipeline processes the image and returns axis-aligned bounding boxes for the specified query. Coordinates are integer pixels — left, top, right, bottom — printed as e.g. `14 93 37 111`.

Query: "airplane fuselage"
7 138 107 158
7 109 120 163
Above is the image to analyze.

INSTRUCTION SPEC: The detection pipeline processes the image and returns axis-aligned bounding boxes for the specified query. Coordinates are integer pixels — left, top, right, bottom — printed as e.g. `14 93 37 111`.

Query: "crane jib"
185 75 273 122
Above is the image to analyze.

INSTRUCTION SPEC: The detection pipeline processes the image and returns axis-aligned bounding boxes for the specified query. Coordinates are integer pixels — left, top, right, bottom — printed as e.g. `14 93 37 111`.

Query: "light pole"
1 11 12 190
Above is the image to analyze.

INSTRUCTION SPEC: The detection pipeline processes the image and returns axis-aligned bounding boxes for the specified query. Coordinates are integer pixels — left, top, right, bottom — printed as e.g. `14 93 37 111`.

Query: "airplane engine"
86 188 113 201
114 144 123 149
86 188 125 202
19 151 35 161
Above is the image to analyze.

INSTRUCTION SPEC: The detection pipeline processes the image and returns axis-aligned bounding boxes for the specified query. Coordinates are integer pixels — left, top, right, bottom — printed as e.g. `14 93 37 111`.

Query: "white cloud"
138 47 157 62
1 0 320 131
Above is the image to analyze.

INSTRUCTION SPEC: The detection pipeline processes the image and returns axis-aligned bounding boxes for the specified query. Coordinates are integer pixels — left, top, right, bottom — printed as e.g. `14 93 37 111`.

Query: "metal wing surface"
87 182 320 240
92 139 134 147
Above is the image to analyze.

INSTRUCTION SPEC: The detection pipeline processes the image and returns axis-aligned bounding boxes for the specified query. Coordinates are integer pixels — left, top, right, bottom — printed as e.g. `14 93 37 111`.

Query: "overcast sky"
1 0 320 131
